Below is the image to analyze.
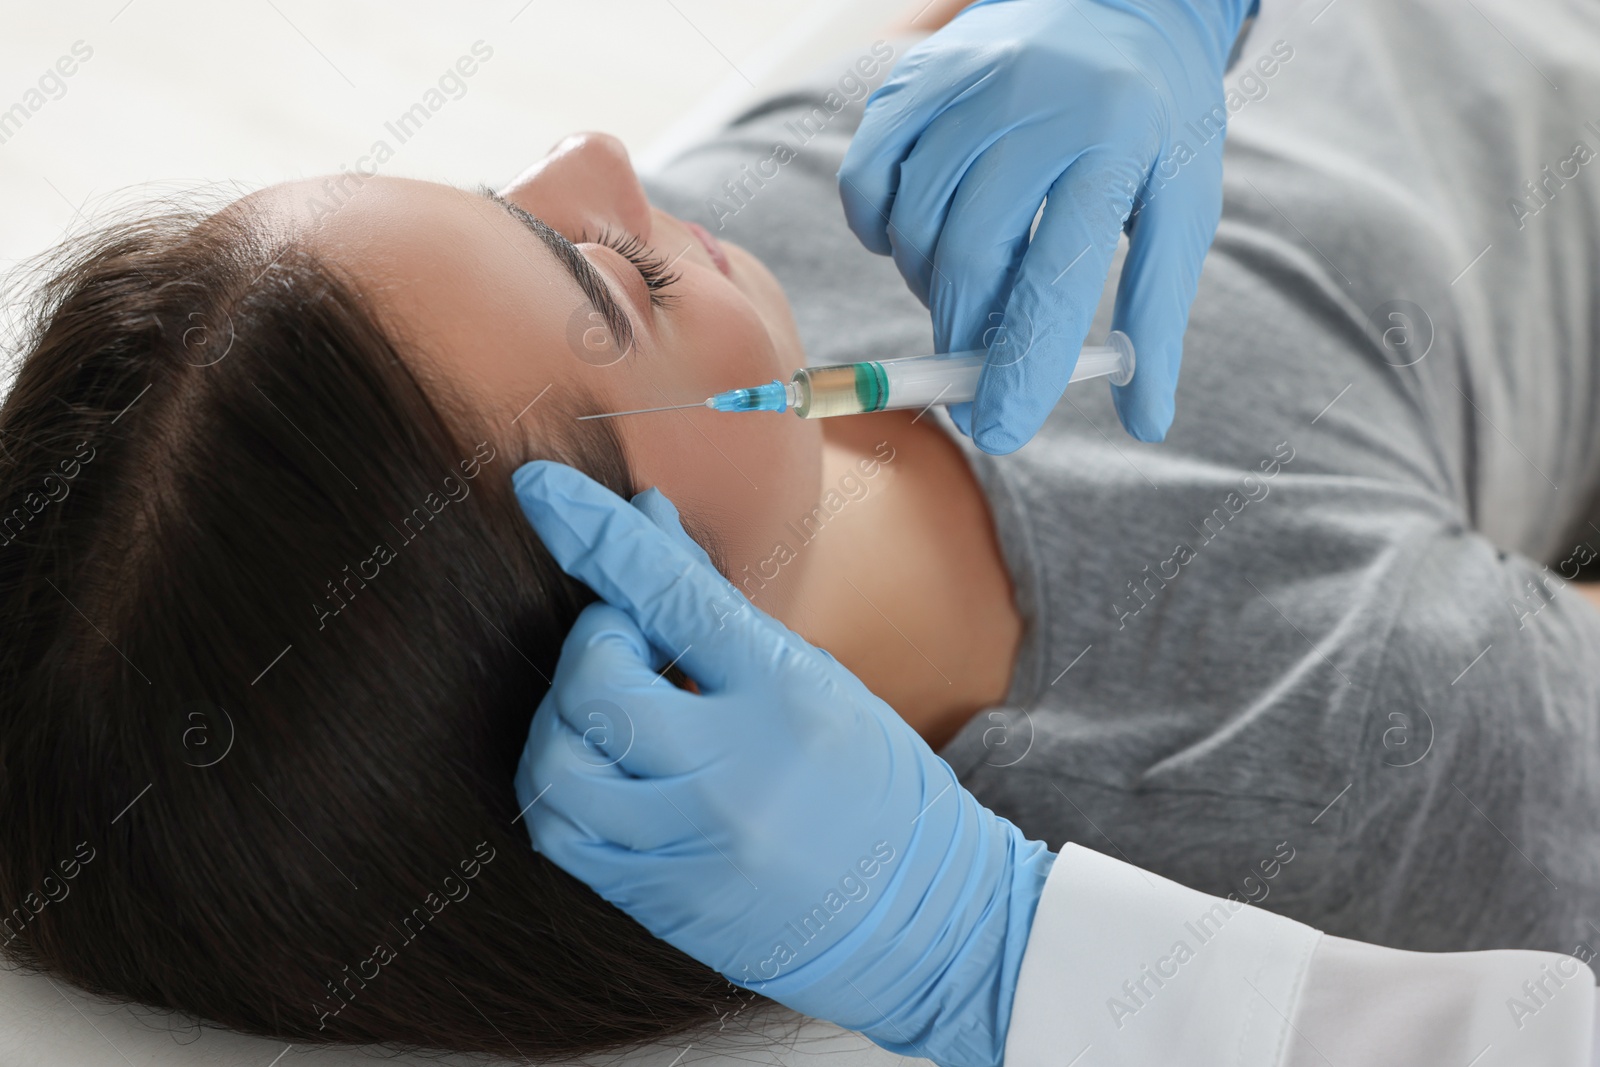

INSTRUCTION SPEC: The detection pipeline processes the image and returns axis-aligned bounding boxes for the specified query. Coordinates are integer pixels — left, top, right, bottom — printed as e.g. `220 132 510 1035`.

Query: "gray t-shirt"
644 0 1600 965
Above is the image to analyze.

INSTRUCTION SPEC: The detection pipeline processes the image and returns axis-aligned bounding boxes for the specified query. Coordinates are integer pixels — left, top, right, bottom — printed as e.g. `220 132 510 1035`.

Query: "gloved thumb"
512 460 779 695
1108 148 1224 442
630 487 716 571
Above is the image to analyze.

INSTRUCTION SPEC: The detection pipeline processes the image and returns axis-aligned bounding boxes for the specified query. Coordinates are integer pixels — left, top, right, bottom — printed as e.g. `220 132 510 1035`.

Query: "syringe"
580 331 1135 421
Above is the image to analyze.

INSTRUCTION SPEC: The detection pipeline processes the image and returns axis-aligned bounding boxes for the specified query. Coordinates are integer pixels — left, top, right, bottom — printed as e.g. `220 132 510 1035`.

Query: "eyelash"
585 227 681 308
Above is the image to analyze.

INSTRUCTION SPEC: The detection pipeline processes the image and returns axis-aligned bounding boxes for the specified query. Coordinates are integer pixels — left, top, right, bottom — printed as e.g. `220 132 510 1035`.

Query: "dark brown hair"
0 196 780 1060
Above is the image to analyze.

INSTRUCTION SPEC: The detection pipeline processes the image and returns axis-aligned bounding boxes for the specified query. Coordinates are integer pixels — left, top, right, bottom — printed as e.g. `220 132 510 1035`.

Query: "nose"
498 132 654 244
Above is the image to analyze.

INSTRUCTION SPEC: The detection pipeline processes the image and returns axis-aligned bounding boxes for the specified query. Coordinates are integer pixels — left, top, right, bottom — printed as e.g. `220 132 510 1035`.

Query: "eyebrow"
475 184 635 357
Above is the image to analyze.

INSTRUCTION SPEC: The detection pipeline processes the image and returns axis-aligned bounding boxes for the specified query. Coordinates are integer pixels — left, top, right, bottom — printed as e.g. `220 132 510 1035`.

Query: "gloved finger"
630 487 715 571
548 602 735 780
884 105 1056 313
513 460 781 694
925 132 1071 354
517 699 699 856
944 401 974 438
971 151 1140 454
878 116 981 308
1107 144 1224 442
534 820 770 976
837 44 988 256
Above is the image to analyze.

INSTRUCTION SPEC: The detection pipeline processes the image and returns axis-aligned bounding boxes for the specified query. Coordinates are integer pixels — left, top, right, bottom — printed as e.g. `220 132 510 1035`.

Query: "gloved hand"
838 0 1259 451
512 460 1055 1067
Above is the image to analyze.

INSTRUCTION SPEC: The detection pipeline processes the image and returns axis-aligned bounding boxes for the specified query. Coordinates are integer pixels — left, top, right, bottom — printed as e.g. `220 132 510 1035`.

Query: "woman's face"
253 133 824 613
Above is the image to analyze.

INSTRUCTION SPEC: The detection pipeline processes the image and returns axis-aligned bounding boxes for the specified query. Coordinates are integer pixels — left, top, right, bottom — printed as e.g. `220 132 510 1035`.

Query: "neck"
772 411 1021 751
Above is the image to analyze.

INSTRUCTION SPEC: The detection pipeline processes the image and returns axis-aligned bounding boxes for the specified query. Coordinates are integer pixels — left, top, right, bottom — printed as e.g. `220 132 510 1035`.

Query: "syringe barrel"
790 331 1135 418
791 352 982 418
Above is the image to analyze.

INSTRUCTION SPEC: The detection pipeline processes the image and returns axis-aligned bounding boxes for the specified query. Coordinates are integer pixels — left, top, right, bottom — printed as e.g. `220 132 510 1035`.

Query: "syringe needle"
576 401 707 421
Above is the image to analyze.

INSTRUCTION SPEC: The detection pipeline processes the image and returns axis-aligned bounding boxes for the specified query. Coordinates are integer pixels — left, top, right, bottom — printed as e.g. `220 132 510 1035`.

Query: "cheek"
620 277 822 600
632 411 824 612
637 406 820 572
719 241 804 376
638 266 791 398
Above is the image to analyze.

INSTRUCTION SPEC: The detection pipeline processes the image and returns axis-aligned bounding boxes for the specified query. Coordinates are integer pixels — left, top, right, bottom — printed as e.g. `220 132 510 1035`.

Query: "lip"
684 220 731 277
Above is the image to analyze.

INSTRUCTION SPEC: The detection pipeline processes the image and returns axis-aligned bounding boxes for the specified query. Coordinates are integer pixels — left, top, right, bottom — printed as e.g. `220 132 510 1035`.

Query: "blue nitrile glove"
838 0 1260 451
512 460 1055 1067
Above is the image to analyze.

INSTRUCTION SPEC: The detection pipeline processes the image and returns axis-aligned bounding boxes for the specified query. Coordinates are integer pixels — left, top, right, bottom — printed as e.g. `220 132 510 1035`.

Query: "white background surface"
0 0 908 292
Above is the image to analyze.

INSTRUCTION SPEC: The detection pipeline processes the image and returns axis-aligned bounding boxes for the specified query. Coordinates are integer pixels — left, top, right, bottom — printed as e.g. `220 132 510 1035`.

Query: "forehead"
258 176 577 329
247 176 602 424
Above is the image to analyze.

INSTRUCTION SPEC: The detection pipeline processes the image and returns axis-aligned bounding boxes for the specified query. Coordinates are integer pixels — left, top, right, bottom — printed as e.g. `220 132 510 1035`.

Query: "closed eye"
581 227 681 309
476 184 636 354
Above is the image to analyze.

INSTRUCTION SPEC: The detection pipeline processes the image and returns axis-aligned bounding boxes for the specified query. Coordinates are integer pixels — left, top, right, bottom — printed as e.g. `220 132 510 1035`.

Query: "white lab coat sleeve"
1002 844 1596 1067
